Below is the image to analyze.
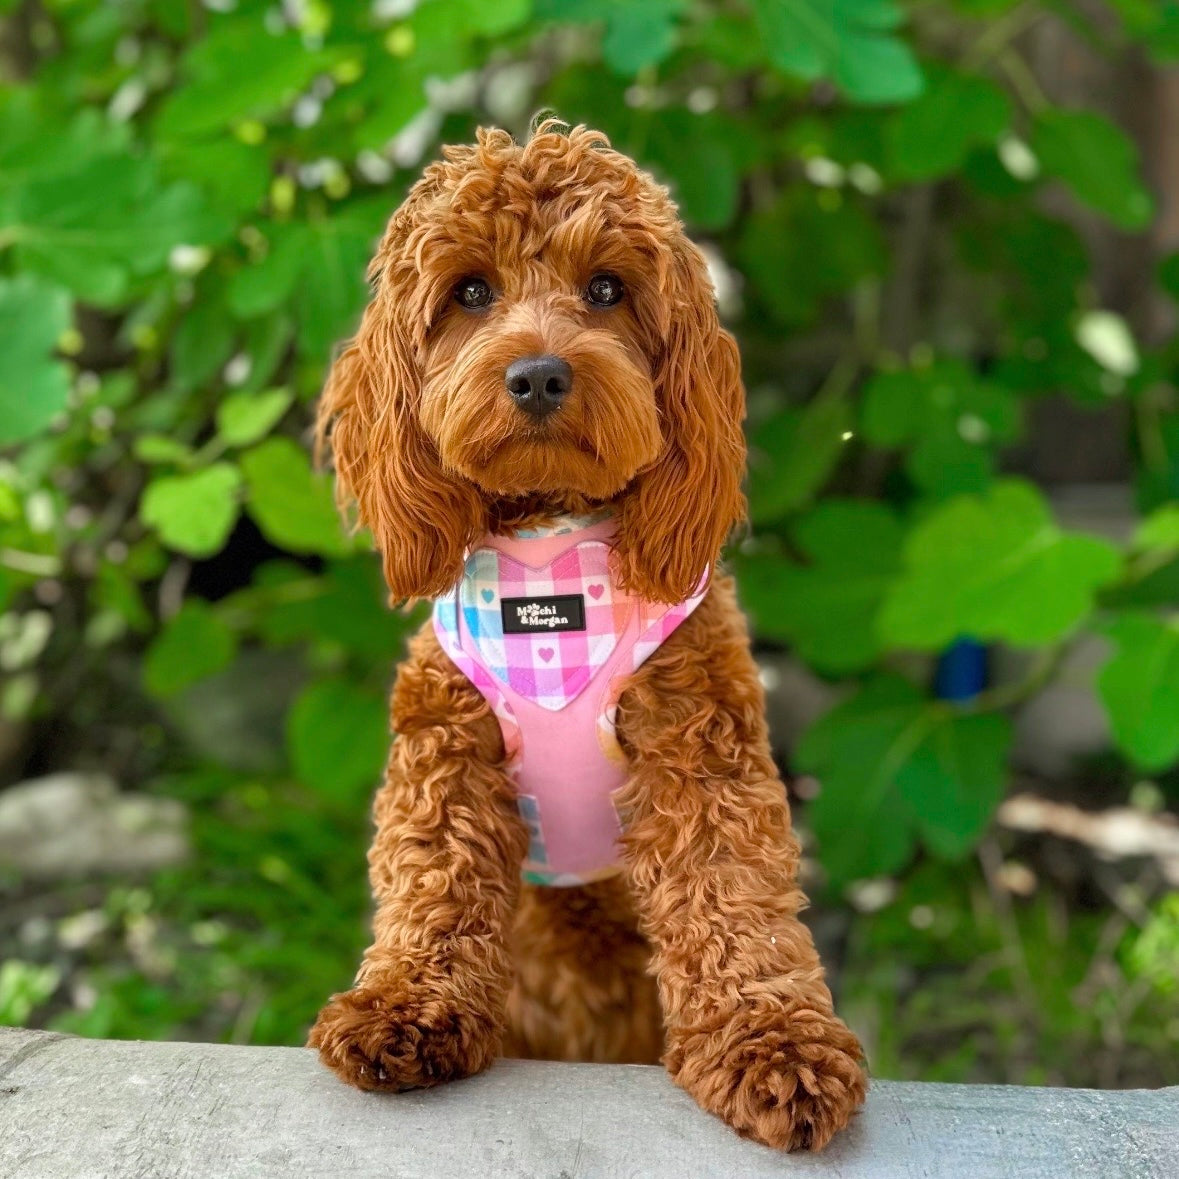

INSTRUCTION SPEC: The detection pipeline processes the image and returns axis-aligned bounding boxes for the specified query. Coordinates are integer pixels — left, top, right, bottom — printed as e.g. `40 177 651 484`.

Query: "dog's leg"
614 579 867 1150
309 625 528 1091
503 878 662 1064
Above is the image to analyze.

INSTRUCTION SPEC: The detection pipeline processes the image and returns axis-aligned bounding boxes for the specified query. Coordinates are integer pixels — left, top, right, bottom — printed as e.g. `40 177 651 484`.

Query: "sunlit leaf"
240 438 351 556
878 481 1122 649
216 389 294 448
140 463 243 557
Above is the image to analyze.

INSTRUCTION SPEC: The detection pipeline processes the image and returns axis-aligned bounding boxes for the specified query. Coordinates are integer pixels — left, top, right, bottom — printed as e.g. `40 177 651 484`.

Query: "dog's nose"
505 355 572 419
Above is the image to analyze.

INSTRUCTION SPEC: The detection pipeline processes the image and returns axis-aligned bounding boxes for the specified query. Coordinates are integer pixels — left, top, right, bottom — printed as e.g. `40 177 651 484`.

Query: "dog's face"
415 175 663 503
319 125 746 604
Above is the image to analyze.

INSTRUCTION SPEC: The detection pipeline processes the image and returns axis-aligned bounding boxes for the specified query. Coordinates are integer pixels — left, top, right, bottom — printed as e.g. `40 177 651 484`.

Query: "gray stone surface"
0 773 188 879
1 1027 1176 1178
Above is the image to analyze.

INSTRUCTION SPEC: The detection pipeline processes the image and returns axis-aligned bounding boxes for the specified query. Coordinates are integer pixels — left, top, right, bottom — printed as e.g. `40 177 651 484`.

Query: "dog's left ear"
613 241 746 604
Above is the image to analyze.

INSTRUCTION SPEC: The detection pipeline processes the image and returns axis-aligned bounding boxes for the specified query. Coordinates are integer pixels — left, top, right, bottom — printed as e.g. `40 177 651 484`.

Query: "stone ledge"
1 1027 1177 1178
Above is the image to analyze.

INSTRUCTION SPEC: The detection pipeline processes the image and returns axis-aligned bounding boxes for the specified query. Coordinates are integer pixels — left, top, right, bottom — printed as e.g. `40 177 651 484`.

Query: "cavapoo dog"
308 121 867 1151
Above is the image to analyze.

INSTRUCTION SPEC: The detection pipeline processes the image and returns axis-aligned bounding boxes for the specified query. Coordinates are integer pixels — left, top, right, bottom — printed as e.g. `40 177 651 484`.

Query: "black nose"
505 354 572 419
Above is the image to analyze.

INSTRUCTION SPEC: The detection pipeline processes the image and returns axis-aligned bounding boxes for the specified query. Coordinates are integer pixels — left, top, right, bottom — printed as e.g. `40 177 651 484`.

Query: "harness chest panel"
433 515 706 886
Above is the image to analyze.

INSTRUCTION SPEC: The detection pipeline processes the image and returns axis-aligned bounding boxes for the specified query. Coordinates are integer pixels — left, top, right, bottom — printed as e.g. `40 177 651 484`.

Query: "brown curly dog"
308 122 867 1151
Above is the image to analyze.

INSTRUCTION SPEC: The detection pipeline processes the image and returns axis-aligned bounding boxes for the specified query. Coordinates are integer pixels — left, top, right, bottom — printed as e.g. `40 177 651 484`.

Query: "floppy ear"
315 258 486 604
613 242 747 604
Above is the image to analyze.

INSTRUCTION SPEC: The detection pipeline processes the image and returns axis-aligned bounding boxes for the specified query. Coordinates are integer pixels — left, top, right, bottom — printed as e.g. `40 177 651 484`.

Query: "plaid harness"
433 513 707 886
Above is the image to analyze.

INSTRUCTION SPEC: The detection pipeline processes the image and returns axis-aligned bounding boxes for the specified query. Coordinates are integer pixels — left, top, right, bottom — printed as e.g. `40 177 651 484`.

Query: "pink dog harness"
433 513 707 886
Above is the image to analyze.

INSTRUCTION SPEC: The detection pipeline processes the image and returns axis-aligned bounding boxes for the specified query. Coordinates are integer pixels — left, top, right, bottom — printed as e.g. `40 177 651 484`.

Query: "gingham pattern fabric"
453 541 630 712
433 516 709 885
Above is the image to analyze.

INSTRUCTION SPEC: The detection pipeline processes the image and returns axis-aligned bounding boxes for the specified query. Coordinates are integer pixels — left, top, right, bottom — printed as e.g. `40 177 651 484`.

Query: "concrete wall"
1 1028 1177 1178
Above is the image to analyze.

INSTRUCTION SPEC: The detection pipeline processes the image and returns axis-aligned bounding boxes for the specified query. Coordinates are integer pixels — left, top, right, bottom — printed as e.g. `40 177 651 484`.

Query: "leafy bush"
1 0 1177 1056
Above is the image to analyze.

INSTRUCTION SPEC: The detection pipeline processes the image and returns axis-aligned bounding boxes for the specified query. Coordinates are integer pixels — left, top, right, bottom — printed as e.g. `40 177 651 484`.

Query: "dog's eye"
586 273 624 307
454 276 493 309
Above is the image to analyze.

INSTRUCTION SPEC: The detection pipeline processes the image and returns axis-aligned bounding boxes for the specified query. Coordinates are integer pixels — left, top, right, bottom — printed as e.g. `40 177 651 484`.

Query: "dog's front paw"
668 1002 867 1151
308 982 500 1092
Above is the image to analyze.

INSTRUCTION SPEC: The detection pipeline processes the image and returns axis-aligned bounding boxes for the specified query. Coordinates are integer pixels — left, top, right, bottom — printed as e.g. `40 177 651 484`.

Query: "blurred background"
1 0 1178 1088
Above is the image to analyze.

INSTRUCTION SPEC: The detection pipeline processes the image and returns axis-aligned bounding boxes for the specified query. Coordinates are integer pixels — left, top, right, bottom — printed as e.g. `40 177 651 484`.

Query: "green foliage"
288 678 390 799
737 500 903 673
0 0 1176 1059
747 392 854 523
0 961 61 1026
886 69 1010 181
752 0 924 104
860 361 1021 495
0 275 71 442
1128 894 1179 996
878 481 1122 649
1032 109 1155 231
239 438 352 556
141 464 243 557
1097 615 1179 771
796 675 1011 884
145 601 238 698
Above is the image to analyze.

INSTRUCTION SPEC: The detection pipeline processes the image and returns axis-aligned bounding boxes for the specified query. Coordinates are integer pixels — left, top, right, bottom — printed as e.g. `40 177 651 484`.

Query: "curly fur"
309 123 867 1151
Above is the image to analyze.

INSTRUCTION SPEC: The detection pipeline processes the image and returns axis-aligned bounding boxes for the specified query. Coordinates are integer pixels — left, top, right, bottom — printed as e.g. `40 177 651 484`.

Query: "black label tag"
501 594 586 634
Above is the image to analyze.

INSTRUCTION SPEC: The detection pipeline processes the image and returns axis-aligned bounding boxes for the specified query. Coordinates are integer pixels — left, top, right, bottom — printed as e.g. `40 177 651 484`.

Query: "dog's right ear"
315 263 485 604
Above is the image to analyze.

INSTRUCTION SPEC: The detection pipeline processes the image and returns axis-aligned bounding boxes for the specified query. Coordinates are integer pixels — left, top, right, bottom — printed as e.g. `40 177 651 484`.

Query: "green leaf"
454 0 532 35
752 0 924 104
1097 614 1179 771
144 600 238 697
878 480 1122 649
2 156 229 305
238 314 293 394
887 69 1010 181
1134 503 1179 553
0 97 130 192
227 225 311 319
738 191 887 325
288 678 389 797
250 559 408 655
156 17 339 139
0 274 71 445
1159 252 1179 303
92 561 152 634
796 675 1011 885
748 395 853 523
642 111 743 230
1109 0 1179 62
535 0 687 74
133 435 196 466
1032 109 1154 231
0 960 59 1026
860 360 1022 496
140 463 243 557
601 0 687 74
171 290 236 394
216 389 294 448
290 210 384 362
736 500 904 673
240 438 351 557
158 138 270 218
898 709 1011 859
